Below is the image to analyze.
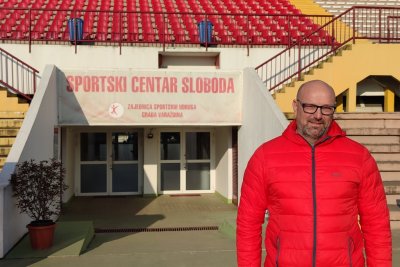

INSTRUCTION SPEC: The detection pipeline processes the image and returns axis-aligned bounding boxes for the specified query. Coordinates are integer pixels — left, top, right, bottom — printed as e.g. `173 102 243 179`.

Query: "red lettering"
204 78 211 93
131 76 138 92
139 77 145 92
181 77 189 93
146 77 154 92
162 77 169 92
170 77 178 92
107 76 114 92
83 76 90 92
75 76 83 91
99 76 106 92
227 78 234 93
66 76 75 92
92 76 99 92
195 77 202 93
154 77 161 92
115 77 126 92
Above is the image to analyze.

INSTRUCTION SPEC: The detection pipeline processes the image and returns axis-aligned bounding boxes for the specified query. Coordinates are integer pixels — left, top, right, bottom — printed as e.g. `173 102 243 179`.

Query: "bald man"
237 80 392 267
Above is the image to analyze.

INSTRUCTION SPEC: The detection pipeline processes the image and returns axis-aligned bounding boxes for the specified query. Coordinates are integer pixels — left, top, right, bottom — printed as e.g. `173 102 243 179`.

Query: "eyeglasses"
296 99 336 115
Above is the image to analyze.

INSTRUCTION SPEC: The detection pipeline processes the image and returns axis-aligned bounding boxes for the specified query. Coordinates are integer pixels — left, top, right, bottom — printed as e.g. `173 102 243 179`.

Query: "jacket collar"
283 120 346 146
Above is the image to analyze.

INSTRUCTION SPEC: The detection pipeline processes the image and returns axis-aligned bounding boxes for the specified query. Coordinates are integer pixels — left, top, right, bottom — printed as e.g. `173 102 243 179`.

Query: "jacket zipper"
276 237 281 267
311 145 317 267
311 136 330 267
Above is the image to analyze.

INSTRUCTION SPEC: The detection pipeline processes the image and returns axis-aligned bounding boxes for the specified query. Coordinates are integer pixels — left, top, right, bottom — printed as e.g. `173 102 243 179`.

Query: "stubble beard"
301 121 329 142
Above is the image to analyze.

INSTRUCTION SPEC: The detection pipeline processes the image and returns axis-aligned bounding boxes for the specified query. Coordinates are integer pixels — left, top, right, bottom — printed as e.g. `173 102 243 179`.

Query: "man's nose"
313 107 323 119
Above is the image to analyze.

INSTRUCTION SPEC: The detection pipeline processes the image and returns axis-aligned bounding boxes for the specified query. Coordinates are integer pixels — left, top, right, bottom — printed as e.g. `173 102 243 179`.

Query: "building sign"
59 70 242 125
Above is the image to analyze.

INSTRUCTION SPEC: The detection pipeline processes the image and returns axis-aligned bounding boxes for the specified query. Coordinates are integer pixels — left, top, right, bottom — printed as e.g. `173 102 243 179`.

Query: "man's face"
292 86 335 144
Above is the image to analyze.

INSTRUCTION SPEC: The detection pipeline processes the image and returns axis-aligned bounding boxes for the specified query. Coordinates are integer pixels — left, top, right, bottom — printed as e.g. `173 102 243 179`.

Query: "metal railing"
387 15 400 41
255 6 400 92
0 7 334 54
0 47 39 100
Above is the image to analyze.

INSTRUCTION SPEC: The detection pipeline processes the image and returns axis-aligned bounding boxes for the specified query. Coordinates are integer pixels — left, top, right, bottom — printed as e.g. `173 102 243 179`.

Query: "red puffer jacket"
237 120 391 267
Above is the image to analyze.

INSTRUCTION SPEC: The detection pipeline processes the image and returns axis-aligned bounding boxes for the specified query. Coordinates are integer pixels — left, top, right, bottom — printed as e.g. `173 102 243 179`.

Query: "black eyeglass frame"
296 99 336 115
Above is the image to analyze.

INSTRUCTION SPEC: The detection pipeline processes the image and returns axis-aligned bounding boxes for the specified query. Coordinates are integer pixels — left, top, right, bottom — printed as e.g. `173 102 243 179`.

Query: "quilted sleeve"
358 149 392 267
236 148 268 266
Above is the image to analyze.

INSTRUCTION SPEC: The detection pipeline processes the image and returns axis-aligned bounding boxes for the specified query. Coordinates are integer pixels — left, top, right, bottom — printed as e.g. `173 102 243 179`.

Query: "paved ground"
0 194 399 267
1 231 237 267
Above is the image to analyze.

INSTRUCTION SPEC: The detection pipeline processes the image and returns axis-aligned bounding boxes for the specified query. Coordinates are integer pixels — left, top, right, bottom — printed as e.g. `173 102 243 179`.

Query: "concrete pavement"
0 194 399 266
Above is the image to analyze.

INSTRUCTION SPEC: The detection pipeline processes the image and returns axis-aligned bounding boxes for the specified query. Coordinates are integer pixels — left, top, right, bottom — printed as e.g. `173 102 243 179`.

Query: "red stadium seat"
46 22 61 40
127 13 139 41
96 20 109 41
289 29 301 43
141 20 155 42
0 24 12 38
252 35 264 44
0 0 330 46
276 29 289 44
83 19 95 39
32 23 45 39
87 0 98 9
217 29 232 43
0 9 6 21
111 15 123 41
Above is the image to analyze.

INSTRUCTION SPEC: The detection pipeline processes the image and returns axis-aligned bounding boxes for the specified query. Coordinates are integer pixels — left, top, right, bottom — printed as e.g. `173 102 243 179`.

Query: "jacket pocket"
275 237 281 267
347 237 354 267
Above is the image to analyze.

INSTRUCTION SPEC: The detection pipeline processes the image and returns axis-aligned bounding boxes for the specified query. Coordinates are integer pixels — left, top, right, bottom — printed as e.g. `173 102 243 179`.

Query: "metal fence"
255 6 400 93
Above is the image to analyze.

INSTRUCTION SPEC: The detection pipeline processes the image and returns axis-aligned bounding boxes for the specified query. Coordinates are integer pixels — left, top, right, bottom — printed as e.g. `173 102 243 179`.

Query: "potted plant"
10 158 67 250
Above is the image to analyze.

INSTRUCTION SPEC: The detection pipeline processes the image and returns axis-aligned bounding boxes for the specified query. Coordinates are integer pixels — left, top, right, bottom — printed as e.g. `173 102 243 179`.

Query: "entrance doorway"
78 131 141 195
159 130 213 194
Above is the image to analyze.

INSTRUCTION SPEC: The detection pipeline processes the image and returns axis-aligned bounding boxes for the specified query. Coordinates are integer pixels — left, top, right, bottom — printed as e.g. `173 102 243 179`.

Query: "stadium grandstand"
0 0 400 260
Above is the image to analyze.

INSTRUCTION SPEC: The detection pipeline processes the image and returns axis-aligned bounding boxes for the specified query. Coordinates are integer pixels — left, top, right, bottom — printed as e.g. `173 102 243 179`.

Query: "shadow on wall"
0 65 89 258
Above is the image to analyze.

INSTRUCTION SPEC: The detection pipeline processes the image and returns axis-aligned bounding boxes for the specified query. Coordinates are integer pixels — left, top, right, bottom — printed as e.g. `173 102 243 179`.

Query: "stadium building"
0 0 400 258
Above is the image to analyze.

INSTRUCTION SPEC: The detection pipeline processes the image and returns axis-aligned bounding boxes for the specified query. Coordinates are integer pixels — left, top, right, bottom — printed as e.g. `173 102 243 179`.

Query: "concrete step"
391 220 400 229
0 89 29 112
384 181 400 194
0 137 15 146
0 111 26 119
386 194 400 205
0 147 11 156
381 171 400 182
364 144 400 153
0 128 19 137
344 128 400 136
0 119 24 128
377 161 400 171
334 112 400 120
348 135 399 144
336 119 400 129
389 204 400 221
0 157 5 167
373 153 400 161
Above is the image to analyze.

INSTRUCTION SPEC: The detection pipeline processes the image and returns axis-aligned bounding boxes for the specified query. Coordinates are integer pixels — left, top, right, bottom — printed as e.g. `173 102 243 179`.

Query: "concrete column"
347 84 357 112
384 87 395 112
143 128 158 197
336 93 344 113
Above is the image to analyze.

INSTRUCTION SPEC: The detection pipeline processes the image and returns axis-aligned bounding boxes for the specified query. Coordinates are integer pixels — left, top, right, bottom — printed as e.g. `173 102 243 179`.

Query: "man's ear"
292 99 298 115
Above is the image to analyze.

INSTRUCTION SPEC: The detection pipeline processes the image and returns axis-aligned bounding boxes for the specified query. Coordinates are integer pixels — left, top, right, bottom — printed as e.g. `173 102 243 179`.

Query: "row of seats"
0 0 334 46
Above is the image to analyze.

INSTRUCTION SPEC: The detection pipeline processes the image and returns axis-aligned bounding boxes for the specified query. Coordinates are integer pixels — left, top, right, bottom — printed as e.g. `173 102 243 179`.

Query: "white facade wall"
143 127 158 196
62 127 75 201
238 68 289 201
0 44 295 257
0 44 282 73
215 127 232 200
0 65 59 257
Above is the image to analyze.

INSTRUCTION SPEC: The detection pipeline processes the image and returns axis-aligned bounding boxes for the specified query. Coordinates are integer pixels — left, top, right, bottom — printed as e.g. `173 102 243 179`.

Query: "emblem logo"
108 103 124 118
331 172 342 177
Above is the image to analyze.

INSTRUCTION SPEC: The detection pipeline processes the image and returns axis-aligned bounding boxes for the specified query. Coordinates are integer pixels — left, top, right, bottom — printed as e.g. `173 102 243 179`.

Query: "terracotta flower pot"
27 221 56 250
